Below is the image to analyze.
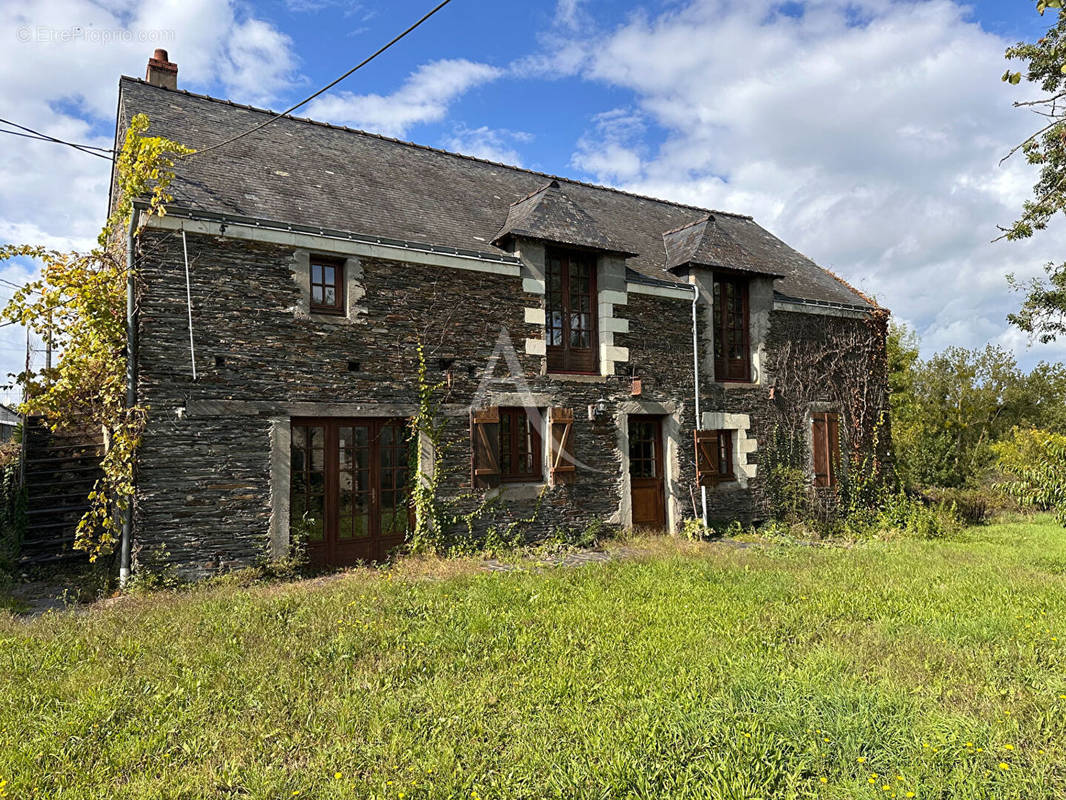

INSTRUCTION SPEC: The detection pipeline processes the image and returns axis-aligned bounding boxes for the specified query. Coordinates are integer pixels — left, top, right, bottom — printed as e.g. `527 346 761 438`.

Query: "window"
546 249 597 374
629 418 660 479
499 407 543 482
812 411 840 488
310 256 344 314
471 406 546 487
694 429 735 487
712 275 750 382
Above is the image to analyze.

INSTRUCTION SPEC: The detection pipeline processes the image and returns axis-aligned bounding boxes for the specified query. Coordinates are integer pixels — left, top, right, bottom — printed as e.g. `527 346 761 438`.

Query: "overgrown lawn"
2 518 1065 798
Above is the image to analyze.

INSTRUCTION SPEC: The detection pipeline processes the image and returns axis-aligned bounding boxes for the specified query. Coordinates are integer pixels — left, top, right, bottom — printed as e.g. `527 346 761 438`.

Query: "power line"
0 118 114 161
0 125 116 160
186 0 454 158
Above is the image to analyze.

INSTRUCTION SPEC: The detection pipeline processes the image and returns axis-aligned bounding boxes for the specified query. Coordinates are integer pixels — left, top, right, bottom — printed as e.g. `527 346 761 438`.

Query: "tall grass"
1 518 1064 798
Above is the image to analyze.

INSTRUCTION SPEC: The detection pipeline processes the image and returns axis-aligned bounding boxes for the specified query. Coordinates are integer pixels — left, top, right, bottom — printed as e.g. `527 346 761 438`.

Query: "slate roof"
116 76 875 309
663 215 783 277
493 181 634 256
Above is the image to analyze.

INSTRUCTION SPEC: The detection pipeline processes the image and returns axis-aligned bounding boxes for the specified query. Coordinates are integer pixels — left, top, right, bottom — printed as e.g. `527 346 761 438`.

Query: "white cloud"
0 0 300 385
555 0 587 31
442 125 533 166
306 59 502 138
571 108 647 182
216 18 297 106
548 0 1066 367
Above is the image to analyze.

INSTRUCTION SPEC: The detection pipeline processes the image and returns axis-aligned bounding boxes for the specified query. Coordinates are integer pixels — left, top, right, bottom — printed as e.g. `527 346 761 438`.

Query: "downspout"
119 206 139 589
691 281 708 527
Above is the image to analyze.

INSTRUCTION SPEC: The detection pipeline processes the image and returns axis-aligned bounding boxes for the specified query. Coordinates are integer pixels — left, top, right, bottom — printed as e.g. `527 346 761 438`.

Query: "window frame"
545 248 598 375
309 255 345 315
498 407 543 483
712 273 751 383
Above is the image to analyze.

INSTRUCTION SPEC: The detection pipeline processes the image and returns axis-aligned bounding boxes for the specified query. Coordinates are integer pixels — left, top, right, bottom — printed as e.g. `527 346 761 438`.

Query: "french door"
290 418 413 567
628 415 666 530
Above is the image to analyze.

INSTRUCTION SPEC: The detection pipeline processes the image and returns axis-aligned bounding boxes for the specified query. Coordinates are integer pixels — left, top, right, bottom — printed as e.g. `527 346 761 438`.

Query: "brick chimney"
145 49 177 90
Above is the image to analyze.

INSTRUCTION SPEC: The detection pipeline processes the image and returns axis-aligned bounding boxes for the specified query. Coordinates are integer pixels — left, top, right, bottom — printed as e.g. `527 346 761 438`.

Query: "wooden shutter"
826 413 840 487
471 406 500 489
694 429 721 487
812 412 840 488
548 407 576 485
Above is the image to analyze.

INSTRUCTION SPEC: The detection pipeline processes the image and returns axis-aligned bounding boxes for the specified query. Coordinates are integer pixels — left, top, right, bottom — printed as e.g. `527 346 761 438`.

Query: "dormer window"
546 249 597 374
310 256 344 315
713 275 750 382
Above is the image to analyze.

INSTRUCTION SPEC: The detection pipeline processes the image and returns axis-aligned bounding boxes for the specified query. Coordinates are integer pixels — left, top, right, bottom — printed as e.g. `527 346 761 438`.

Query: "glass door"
291 418 413 566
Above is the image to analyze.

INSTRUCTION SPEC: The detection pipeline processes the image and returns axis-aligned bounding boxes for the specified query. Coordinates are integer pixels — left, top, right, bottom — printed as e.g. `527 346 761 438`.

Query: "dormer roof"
662 215 784 278
492 181 635 256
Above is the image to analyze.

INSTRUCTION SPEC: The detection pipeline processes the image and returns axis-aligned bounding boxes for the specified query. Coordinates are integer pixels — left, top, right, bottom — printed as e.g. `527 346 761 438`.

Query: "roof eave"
666 260 785 280
495 230 637 259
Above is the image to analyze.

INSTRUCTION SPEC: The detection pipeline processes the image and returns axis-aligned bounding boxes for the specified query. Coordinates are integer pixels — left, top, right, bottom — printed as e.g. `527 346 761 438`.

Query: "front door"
290 418 413 567
628 415 666 530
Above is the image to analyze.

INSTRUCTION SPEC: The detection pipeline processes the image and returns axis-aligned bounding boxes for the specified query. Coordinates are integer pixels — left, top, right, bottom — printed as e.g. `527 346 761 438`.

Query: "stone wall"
132 227 887 576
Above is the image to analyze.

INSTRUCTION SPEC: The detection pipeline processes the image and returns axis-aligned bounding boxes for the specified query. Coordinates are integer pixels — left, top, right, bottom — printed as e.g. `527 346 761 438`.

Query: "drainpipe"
691 281 708 528
119 207 139 589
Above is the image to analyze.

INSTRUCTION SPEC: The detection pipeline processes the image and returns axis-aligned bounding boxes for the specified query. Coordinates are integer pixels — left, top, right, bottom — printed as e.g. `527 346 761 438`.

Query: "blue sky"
1 0 1064 399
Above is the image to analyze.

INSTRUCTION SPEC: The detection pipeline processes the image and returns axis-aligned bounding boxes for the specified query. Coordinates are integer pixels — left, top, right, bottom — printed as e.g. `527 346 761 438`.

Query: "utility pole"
45 310 52 375
19 326 29 488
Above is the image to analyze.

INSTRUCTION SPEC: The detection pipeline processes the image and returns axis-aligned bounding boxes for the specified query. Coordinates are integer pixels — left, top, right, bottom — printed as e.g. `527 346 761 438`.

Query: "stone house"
114 54 888 577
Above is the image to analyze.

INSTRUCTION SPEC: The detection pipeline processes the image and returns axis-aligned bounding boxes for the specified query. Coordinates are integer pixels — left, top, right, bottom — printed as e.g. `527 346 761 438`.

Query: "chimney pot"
145 49 178 90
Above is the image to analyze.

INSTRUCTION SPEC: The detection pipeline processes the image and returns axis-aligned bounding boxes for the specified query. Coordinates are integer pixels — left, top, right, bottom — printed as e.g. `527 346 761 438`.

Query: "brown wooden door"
628 415 666 530
290 418 412 567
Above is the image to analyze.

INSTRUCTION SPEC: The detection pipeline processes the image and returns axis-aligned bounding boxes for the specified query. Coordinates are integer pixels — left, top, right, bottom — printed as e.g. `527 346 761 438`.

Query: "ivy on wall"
762 310 892 520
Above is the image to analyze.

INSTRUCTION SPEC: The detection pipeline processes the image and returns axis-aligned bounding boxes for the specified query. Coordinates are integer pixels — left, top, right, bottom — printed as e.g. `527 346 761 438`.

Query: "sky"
1 0 1064 403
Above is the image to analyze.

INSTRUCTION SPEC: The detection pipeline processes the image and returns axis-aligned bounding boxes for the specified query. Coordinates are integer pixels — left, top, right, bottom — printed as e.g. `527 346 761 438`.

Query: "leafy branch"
0 113 192 559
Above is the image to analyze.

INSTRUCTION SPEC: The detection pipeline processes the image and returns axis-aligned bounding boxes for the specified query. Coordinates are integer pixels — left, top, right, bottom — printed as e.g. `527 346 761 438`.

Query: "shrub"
992 427 1066 525
877 488 959 539
921 487 1005 526
680 516 710 541
764 464 812 523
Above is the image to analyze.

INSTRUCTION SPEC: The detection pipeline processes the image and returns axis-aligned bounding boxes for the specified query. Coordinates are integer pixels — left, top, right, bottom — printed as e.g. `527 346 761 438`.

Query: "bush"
764 464 813 523
877 488 959 539
920 487 1007 526
992 427 1066 525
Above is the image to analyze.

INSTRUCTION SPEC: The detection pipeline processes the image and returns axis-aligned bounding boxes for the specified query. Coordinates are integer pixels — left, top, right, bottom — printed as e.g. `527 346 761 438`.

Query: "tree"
889 330 1066 488
0 114 191 559
993 427 1066 524
1001 0 1066 341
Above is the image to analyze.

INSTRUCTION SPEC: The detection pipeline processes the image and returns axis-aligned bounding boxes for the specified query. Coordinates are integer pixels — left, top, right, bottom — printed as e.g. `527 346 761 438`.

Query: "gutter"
158 205 523 266
119 204 140 589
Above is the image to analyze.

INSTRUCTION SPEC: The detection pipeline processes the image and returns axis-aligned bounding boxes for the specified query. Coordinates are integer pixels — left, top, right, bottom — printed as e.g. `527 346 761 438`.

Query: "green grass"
2 519 1066 799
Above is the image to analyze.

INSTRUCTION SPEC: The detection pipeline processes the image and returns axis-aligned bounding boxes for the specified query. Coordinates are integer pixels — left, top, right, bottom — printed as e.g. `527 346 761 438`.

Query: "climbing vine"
407 342 448 549
761 311 893 523
404 339 547 555
0 113 192 559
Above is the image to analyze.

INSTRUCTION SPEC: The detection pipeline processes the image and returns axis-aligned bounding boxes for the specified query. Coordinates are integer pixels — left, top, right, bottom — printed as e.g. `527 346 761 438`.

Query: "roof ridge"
118 76 755 222
661 214 712 237
510 179 557 207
